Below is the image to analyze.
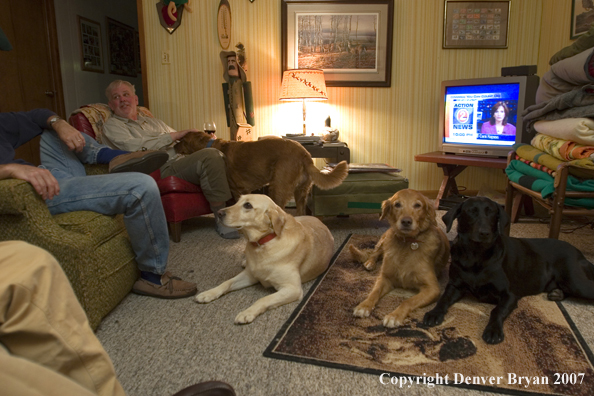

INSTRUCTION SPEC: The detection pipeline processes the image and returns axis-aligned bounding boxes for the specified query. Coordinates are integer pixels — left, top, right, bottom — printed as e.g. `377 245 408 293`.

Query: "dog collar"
206 139 216 148
250 233 277 247
403 237 420 250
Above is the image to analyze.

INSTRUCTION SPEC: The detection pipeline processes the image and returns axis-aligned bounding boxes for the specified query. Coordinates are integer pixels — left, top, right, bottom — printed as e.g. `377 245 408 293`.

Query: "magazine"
326 163 402 173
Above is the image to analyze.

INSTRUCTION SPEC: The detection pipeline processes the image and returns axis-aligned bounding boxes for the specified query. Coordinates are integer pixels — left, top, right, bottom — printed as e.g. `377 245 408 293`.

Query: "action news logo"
452 104 474 130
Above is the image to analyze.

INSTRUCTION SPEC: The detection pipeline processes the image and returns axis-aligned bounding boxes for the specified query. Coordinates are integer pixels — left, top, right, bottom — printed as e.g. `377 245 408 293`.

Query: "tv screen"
439 76 539 157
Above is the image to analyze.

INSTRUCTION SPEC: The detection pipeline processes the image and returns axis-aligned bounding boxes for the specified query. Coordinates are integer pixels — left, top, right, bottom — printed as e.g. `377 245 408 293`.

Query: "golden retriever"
350 189 450 327
195 194 334 324
175 132 348 215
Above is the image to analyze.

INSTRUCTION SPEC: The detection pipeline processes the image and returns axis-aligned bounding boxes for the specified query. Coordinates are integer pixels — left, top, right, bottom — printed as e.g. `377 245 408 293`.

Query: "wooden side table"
414 151 512 208
303 143 350 163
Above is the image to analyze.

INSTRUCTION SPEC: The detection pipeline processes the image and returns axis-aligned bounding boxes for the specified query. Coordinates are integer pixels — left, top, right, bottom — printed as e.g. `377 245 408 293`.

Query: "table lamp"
279 69 328 135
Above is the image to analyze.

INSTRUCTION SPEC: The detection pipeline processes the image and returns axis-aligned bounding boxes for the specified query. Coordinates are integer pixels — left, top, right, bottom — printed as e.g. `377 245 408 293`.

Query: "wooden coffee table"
414 151 508 207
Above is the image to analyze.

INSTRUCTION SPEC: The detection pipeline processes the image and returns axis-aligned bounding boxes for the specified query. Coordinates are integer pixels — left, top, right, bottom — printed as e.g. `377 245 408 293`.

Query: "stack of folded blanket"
505 31 594 209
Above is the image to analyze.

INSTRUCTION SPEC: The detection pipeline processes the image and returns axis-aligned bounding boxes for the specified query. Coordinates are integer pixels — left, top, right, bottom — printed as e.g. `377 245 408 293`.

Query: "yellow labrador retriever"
195 194 334 324
350 189 450 327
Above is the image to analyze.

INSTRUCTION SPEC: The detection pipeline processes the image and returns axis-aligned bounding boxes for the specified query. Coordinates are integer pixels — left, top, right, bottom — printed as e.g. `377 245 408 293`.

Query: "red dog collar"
250 233 277 247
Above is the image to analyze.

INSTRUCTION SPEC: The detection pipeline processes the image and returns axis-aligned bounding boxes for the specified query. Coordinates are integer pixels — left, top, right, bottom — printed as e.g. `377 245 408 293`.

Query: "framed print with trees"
282 0 394 87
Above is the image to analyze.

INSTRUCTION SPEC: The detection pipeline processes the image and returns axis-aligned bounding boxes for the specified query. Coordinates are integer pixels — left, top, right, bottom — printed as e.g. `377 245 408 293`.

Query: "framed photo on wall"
571 0 594 39
443 1 510 49
77 16 104 73
281 0 394 87
107 17 137 77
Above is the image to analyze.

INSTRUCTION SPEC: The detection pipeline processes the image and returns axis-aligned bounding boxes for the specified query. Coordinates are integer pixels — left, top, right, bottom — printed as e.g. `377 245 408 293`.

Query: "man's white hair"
105 80 136 99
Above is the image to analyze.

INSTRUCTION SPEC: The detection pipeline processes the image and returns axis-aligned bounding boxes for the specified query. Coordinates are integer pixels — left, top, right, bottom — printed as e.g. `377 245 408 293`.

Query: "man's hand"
0 163 60 200
50 118 86 152
170 129 201 141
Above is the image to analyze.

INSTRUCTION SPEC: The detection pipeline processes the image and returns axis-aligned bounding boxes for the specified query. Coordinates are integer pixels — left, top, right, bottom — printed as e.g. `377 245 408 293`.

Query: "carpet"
265 234 594 396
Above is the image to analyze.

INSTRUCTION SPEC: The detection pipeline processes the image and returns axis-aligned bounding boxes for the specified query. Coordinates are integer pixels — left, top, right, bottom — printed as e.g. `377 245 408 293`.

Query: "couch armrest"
0 179 28 214
0 178 90 247
85 164 109 176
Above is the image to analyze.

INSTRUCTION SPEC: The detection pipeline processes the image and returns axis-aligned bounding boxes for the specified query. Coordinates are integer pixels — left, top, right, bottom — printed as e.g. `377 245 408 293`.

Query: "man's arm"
102 116 176 151
102 116 198 151
50 118 85 153
0 110 79 200
0 109 55 165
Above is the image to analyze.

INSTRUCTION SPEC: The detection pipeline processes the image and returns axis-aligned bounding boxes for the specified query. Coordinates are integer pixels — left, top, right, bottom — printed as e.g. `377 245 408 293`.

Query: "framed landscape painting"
281 0 394 87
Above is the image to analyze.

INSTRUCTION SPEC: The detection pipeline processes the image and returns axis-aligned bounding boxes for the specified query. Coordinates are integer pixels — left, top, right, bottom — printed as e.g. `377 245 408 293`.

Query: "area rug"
264 234 594 396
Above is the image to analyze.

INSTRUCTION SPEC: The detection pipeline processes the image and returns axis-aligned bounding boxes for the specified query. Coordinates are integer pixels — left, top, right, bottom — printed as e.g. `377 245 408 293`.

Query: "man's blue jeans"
39 131 169 275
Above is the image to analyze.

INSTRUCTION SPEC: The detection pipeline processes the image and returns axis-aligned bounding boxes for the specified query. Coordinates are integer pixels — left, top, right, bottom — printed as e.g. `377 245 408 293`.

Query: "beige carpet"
265 234 594 396
95 209 594 396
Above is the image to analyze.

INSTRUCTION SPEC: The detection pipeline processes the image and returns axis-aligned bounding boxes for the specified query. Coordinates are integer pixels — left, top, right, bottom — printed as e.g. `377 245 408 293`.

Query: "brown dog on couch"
175 132 348 215
350 189 450 327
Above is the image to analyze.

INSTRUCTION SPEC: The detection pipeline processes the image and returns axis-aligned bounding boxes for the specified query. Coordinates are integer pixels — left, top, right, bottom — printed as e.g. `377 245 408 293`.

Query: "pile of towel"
505 32 594 209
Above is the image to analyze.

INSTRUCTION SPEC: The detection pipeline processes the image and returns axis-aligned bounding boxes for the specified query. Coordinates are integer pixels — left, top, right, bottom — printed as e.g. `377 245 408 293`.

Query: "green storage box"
307 172 409 216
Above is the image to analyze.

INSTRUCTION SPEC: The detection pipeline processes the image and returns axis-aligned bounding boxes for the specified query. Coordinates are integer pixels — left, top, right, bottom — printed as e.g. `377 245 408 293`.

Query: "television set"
438 75 539 158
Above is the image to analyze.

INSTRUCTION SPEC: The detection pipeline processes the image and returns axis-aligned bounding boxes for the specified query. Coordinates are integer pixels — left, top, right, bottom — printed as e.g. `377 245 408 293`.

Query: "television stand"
414 151 511 208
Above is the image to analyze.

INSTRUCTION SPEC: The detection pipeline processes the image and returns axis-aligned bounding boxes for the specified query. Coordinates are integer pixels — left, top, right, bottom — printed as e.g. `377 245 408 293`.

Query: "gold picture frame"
443 1 510 49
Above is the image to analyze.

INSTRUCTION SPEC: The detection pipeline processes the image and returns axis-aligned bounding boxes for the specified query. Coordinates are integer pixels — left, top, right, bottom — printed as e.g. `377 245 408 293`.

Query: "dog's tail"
307 160 348 190
349 244 370 263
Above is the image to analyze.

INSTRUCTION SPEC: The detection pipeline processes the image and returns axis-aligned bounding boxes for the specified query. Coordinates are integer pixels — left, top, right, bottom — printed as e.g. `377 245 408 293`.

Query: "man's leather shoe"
109 150 169 174
132 272 197 299
171 381 235 396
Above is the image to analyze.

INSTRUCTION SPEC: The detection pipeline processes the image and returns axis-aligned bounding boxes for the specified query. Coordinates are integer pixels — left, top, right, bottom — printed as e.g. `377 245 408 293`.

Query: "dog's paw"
547 288 565 301
363 260 376 271
382 314 404 328
423 309 445 327
235 309 258 324
353 304 372 318
482 324 505 344
195 290 220 303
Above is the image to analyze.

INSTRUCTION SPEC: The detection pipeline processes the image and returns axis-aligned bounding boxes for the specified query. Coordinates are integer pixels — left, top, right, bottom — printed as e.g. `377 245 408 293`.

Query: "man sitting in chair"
101 80 239 239
0 108 198 299
0 22 198 300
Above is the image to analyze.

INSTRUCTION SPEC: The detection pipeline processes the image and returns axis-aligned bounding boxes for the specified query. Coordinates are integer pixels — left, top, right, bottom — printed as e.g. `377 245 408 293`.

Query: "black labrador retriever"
423 196 594 344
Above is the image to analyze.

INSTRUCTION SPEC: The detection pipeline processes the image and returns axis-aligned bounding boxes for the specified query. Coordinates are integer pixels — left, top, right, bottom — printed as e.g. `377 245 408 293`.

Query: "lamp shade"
280 69 328 101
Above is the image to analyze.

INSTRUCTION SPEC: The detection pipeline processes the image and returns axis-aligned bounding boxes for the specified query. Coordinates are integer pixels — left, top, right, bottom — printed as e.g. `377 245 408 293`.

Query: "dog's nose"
400 217 412 228
217 209 226 219
478 228 491 239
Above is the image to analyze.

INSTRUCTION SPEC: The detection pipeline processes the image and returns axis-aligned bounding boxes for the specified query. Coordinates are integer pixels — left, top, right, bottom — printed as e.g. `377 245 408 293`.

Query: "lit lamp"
279 69 328 135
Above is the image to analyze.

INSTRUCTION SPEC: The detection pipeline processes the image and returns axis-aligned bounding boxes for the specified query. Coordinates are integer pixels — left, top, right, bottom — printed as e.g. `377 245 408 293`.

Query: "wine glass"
203 121 216 135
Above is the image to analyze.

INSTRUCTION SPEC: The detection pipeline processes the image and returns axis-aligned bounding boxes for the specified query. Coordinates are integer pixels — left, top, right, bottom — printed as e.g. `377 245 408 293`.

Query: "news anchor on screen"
480 101 516 135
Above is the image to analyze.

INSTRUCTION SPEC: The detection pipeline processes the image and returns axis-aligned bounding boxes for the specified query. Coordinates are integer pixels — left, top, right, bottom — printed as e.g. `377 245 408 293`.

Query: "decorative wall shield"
156 1 185 34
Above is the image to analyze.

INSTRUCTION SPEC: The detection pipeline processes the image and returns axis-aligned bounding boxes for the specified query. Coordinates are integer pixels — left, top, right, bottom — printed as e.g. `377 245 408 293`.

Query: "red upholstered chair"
68 104 212 242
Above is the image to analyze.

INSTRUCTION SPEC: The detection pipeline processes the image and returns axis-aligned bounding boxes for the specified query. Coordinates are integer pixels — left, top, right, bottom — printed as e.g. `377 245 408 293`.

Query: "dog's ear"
442 201 464 232
174 133 209 155
268 206 286 235
424 195 438 227
379 199 392 221
174 138 191 155
496 203 510 235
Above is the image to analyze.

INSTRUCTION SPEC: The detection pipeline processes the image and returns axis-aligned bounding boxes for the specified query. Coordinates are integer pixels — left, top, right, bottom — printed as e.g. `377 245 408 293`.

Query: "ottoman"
307 172 409 216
